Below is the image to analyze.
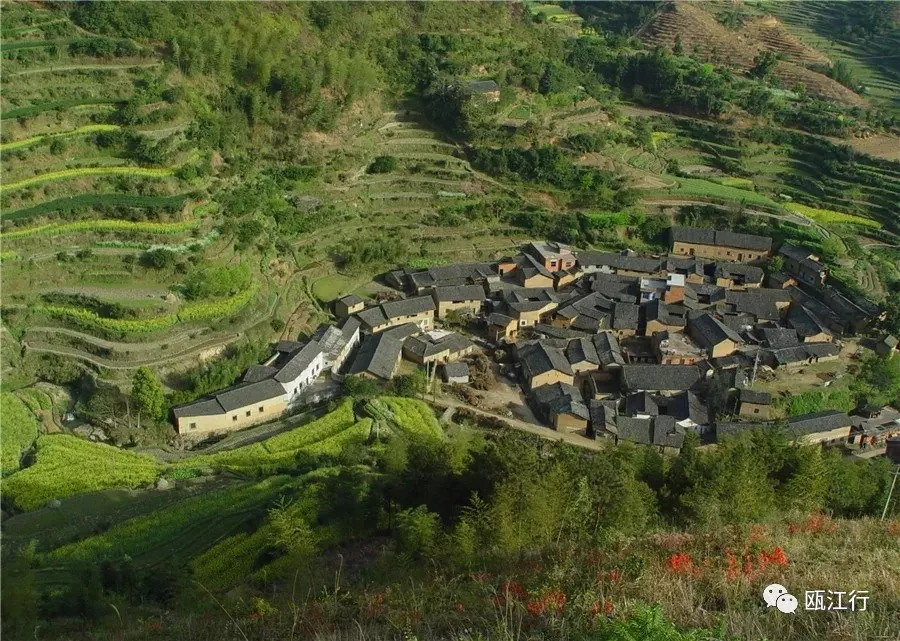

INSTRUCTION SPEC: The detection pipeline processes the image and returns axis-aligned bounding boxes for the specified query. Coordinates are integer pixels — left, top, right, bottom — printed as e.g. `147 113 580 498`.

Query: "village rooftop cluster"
173 227 899 452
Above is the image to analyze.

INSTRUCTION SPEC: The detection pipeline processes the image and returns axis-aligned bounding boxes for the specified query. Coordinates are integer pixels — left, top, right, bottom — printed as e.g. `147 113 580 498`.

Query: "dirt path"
426 396 605 452
22 333 240 370
9 61 162 77
25 326 209 352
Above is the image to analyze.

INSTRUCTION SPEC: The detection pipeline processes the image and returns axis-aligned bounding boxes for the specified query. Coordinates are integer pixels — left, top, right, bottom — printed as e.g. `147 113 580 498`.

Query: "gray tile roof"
666 391 709 425
382 295 436 319
468 79 499 93
565 336 600 366
592 332 625 366
172 397 226 419
410 263 494 290
432 284 486 302
577 251 663 274
518 341 574 378
616 415 684 448
769 342 840 366
274 340 323 384
612 303 639 330
532 382 589 420
242 364 278 383
443 362 470 379
787 304 832 339
587 272 640 303
725 289 790 321
786 410 852 437
215 379 287 412
645 299 685 328
672 226 771 251
714 262 764 283
403 331 474 359
275 340 304 353
689 313 743 349
338 293 363 306
347 324 419 379
621 364 701 392
739 389 771 405
625 391 658 416
759 327 800 350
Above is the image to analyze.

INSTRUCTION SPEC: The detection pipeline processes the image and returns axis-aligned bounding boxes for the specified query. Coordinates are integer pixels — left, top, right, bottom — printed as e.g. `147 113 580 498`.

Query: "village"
172 227 900 455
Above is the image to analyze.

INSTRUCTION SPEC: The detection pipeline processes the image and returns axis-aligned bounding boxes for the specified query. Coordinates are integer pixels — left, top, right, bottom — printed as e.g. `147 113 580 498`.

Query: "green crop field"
0 124 121 151
1 392 41 475
3 434 161 510
0 192 193 221
1 164 177 193
1 218 199 240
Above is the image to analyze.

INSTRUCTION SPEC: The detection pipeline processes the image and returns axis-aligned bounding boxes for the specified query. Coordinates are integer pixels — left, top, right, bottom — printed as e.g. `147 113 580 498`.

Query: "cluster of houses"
172 226 897 451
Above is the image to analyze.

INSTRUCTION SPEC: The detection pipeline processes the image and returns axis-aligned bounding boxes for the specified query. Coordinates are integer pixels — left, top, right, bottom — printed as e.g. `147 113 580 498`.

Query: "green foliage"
1 219 199 242
367 155 398 174
132 367 166 421
751 51 779 80
776 388 856 417
1 393 40 475
365 397 445 442
395 505 441 559
182 264 251 300
335 234 409 273
0 193 192 223
3 435 161 511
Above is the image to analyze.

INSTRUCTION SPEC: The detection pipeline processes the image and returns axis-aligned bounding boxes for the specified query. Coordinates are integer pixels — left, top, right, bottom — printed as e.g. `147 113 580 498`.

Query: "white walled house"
274 340 326 402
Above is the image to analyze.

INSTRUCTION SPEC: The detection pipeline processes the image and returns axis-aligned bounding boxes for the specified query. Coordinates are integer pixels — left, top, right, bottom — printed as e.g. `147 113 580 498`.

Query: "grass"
170 400 361 475
0 124 121 151
1 218 200 241
3 434 161 510
1 392 41 476
655 176 784 210
311 274 353 302
785 202 882 229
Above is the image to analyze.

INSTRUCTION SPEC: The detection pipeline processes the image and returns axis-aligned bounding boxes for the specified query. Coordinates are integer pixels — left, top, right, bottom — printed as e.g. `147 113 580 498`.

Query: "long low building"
173 379 288 437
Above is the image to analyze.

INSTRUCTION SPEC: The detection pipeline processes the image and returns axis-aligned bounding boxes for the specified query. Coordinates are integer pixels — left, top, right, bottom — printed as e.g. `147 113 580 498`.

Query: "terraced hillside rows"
638 2 866 106
0 7 271 388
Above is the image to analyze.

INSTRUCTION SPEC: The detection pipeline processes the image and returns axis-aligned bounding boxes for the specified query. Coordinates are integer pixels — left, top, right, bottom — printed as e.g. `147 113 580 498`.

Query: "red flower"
667 552 694 574
604 599 614 615
608 568 621 583
145 620 161 634
456 602 464 614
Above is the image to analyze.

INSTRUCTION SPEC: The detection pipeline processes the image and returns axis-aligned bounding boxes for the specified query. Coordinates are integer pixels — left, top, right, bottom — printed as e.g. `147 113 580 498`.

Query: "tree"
751 51 779 80
672 34 683 56
132 367 166 421
141 248 177 269
367 155 398 174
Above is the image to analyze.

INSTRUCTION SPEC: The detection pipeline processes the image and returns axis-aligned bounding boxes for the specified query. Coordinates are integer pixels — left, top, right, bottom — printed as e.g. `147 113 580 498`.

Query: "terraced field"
0 8 262 388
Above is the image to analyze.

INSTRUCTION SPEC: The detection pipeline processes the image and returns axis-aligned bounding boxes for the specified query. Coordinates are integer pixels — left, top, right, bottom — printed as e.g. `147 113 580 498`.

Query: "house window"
753 408 760 414
258 406 264 413
232 415 238 422
246 410 252 417
190 422 197 430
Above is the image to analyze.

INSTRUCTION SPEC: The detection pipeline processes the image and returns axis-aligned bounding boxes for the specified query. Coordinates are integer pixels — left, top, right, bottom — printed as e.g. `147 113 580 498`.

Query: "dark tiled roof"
625 391 659 416
403 331 474 359
592 332 625 366
518 341 574 378
338 294 363 306
612 303 640 330
382 295 436 319
347 327 413 380
565 336 600 366
341 316 361 341
274 340 323 384
725 289 790 321
533 323 589 340
443 362 469 379
621 365 701 392
666 391 709 425
716 421 769 440
769 342 840 366
432 284 486 302
488 312 516 326
215 379 287 412
739 389 771 405
275 340 304 353
786 410 852 437
645 299 686 328
778 243 825 273
787 304 832 339
714 262 764 282
468 79 500 93
759 327 800 349
411 263 494 290
672 226 771 251
532 382 589 421
587 273 640 303
689 313 743 348
577 251 663 274
242 364 278 383
172 397 224 419
616 415 684 448
356 305 388 328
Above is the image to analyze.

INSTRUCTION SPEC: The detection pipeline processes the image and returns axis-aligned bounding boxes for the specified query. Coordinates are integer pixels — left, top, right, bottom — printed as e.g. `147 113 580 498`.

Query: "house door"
737 253 743 261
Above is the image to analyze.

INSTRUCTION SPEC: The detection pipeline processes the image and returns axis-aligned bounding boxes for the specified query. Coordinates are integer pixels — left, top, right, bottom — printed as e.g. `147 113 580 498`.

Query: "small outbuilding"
442 362 470 384
875 335 898 358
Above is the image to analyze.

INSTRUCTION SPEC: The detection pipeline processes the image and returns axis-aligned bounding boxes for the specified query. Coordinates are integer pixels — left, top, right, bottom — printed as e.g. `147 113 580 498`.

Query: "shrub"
1 393 40 475
367 155 398 174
